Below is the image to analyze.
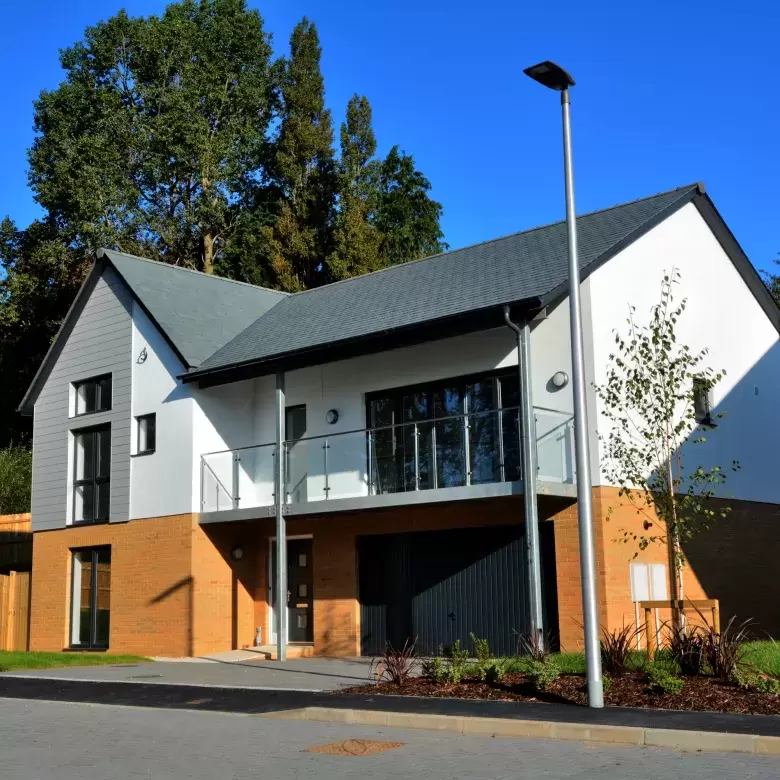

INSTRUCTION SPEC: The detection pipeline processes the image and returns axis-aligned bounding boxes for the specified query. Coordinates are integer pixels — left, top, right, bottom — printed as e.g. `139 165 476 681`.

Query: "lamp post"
523 61 604 708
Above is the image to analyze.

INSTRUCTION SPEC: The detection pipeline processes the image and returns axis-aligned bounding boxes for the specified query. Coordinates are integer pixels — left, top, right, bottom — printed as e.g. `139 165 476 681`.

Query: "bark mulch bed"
346 672 780 716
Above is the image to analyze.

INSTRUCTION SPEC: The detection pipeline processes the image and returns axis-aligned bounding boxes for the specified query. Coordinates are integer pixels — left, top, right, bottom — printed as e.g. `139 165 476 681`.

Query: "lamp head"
523 61 575 91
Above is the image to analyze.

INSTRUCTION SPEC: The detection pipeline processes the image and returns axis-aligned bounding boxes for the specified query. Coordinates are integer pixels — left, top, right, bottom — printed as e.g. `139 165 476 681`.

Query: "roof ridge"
98 248 290 296
288 183 701 298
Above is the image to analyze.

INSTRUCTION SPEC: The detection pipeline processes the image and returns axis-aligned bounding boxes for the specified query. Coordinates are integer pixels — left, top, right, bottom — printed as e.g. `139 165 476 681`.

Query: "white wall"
129 302 195 519
588 202 780 503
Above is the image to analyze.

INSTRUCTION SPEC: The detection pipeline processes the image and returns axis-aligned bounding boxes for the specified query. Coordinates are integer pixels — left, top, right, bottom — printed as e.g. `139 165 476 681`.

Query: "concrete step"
249 644 316 661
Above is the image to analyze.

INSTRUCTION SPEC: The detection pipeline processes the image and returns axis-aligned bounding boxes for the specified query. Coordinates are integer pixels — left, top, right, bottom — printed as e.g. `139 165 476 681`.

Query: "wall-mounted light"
231 546 244 561
325 409 339 425
552 371 569 389
137 346 148 364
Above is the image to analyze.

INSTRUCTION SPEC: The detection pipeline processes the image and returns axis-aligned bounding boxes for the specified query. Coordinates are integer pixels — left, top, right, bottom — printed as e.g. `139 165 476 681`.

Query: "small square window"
297 613 308 629
137 414 156 455
74 375 112 416
298 584 308 598
298 553 307 568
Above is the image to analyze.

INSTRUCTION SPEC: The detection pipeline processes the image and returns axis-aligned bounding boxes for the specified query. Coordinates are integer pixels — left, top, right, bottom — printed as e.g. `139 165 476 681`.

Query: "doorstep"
249 644 316 661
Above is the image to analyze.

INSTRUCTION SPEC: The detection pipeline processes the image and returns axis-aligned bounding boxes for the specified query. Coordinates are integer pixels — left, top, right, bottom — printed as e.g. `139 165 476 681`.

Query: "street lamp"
524 60 604 708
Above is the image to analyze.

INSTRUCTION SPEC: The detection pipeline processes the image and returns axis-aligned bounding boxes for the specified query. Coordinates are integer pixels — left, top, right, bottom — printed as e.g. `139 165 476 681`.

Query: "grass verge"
0 651 149 672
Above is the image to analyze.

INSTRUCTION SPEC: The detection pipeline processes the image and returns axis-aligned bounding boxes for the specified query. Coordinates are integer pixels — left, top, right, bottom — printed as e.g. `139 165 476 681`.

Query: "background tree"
0 446 33 513
593 270 739 604
260 18 336 291
761 260 780 307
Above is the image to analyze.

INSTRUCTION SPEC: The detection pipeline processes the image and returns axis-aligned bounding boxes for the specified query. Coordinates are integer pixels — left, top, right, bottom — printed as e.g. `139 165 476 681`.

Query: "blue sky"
0 1 777 273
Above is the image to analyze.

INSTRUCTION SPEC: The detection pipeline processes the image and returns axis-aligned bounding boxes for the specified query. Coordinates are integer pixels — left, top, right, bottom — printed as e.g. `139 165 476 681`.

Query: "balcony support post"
274 370 287 661
504 306 544 644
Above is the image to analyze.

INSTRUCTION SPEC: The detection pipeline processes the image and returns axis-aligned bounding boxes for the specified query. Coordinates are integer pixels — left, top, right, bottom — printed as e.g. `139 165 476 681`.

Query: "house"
19 183 780 658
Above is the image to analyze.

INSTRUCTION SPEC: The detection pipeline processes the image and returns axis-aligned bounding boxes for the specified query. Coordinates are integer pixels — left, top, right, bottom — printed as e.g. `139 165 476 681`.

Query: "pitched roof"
188 183 702 379
100 249 287 367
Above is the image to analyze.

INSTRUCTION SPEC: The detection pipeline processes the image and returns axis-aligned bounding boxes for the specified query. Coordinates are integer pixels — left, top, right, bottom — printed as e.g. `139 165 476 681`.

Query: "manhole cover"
306 739 404 757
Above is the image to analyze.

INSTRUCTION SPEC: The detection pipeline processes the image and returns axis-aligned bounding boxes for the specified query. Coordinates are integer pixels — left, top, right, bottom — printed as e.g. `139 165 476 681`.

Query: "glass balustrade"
200 406 575 512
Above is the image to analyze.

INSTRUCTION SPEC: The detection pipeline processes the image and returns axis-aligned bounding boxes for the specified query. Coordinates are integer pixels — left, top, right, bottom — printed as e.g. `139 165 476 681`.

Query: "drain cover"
306 740 404 757
128 674 164 679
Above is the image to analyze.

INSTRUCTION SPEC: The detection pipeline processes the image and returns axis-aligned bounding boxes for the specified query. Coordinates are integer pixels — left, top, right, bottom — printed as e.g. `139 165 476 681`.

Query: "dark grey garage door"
358 523 558 657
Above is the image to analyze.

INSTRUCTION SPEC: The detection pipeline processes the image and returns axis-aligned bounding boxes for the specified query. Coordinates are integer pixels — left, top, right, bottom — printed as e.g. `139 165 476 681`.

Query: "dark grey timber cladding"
359 525 530 657
31 267 133 531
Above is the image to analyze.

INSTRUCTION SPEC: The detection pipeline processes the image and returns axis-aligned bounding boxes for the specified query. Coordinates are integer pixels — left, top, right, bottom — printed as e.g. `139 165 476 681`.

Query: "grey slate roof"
190 184 701 377
100 249 288 367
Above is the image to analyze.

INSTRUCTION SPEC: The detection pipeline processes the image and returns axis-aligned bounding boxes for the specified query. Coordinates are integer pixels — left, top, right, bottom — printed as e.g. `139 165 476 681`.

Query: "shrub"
645 662 684 695
732 666 780 694
0 445 32 514
602 675 612 693
374 639 418 686
445 639 470 681
420 655 446 683
666 624 706 676
470 633 490 663
600 624 641 678
485 661 506 685
703 616 753 682
515 630 554 662
525 659 560 691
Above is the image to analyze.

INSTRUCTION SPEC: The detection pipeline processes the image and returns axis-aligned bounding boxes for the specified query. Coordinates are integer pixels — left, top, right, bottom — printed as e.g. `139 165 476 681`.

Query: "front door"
270 538 314 643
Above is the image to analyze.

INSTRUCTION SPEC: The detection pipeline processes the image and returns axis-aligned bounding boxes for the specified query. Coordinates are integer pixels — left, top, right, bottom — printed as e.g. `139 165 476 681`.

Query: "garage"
358 523 558 657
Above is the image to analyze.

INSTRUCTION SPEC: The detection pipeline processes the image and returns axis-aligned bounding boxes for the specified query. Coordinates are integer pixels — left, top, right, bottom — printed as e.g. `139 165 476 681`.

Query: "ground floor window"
70 547 111 649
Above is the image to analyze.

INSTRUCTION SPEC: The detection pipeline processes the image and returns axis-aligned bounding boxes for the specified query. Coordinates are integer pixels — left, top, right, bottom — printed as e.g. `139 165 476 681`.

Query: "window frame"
693 378 715 427
135 413 157 456
72 424 111 524
73 374 112 417
69 546 111 650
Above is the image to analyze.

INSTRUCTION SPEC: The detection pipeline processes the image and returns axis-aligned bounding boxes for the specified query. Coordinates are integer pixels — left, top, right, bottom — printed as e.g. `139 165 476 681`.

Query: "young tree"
593 270 739 603
261 18 337 291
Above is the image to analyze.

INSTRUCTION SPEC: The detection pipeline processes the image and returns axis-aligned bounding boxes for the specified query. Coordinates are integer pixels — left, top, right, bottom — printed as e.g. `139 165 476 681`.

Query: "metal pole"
274 371 287 662
561 86 603 708
503 308 544 642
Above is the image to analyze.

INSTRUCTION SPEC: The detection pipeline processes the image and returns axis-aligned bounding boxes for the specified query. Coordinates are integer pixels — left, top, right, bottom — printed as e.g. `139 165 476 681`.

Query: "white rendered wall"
588 202 780 503
129 302 195 519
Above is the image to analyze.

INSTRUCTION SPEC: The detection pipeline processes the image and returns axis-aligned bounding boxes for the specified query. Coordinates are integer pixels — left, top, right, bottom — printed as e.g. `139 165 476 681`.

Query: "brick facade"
28 492 780 657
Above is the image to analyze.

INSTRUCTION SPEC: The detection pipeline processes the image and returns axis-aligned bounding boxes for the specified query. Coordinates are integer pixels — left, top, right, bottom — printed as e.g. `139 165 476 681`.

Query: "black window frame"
72 424 111 524
69 546 111 650
73 374 112 417
693 378 715 427
136 413 157 456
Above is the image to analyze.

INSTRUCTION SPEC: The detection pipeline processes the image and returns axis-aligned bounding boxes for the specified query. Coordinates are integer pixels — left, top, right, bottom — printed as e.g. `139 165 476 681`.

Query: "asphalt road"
2 697 778 780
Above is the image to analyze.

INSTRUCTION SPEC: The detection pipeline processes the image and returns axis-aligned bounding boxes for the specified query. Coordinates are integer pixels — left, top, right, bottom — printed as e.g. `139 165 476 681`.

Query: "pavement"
0 656 372 691
3 696 779 780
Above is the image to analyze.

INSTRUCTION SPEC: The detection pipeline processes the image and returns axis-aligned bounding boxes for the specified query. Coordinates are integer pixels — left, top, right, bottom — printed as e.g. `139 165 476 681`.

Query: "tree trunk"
665 455 683 630
203 232 215 275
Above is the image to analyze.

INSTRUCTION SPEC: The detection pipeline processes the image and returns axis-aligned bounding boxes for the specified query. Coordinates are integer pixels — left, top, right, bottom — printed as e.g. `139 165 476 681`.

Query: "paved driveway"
0 657 373 691
2 697 778 780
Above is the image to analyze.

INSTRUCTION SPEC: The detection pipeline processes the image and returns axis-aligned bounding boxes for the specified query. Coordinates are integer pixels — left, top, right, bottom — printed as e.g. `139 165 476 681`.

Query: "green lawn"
501 641 780 677
0 651 149 672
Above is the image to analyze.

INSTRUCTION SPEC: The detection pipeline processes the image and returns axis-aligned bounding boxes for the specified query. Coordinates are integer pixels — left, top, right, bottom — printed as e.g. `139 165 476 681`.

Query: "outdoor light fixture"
552 371 569 389
325 409 339 425
231 546 244 561
523 61 575 91
525 59 604 709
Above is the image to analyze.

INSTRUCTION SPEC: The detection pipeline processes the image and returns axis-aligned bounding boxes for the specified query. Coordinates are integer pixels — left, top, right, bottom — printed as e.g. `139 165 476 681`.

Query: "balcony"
199 406 576 522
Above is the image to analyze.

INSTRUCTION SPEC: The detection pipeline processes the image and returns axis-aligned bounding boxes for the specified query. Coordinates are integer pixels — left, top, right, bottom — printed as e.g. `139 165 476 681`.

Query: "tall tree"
374 146 447 264
29 0 275 272
261 18 336 291
326 95 382 282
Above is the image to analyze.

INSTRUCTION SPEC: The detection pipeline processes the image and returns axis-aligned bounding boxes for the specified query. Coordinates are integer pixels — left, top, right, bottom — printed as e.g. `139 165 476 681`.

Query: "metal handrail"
201 456 234 502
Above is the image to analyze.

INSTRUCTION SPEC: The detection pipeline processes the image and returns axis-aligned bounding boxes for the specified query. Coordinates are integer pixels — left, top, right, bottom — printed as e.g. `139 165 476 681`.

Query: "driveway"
3 697 778 780
0 656 373 691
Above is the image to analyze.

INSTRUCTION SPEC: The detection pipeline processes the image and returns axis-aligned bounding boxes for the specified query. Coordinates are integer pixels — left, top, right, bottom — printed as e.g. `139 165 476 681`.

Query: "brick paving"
2 697 779 780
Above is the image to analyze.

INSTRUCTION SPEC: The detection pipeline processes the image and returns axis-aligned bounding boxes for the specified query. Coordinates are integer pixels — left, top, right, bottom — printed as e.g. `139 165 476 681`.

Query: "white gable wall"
588 202 780 503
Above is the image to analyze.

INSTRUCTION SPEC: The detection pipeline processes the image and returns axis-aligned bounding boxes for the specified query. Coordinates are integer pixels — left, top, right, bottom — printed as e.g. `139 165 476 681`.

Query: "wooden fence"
0 570 31 651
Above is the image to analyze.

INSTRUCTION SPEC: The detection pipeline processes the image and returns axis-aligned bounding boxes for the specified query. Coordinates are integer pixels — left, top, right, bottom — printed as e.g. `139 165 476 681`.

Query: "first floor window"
74 374 112 416
693 378 714 426
70 547 111 649
136 414 156 455
73 425 111 523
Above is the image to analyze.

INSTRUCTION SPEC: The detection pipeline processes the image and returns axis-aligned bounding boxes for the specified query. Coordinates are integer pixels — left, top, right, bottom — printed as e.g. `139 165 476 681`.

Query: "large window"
70 547 111 649
366 371 521 494
73 425 111 523
74 374 112 416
